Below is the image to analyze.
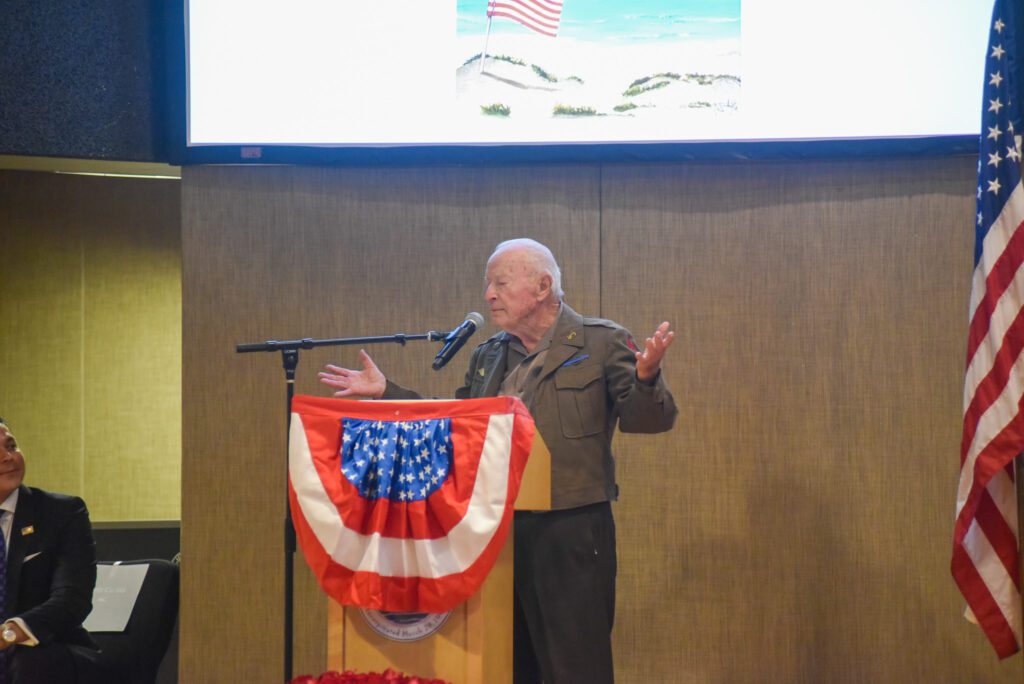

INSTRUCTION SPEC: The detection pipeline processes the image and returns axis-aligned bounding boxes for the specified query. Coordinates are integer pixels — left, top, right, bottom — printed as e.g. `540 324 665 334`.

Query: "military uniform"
385 304 677 683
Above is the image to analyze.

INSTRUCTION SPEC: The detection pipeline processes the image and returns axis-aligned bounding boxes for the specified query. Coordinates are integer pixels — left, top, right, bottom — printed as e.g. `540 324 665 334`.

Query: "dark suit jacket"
7 485 98 651
386 304 678 509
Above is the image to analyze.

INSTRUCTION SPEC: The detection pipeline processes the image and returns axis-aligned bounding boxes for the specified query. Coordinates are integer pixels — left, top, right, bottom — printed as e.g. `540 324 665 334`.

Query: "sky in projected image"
454 0 740 138
186 0 990 146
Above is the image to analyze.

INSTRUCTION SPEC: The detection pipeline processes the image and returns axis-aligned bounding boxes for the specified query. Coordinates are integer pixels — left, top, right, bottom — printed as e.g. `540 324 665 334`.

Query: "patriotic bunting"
289 395 534 613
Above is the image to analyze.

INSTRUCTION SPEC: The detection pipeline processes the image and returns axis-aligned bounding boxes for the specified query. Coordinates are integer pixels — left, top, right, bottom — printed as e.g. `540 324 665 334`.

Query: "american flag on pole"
487 0 563 37
289 395 533 613
952 0 1024 659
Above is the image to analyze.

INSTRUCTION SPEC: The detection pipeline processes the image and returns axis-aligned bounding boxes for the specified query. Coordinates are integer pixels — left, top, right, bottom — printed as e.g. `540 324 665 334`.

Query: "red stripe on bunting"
298 410 487 540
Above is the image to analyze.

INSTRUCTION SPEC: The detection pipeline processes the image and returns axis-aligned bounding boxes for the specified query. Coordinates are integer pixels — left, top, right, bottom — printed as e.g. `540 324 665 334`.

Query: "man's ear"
537 273 553 299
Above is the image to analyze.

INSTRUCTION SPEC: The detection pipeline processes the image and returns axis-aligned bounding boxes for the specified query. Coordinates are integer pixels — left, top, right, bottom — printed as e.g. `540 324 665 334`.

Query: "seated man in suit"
0 418 103 684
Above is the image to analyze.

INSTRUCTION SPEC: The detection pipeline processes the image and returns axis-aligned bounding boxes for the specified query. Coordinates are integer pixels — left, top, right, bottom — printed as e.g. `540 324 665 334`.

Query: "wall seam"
79 228 86 497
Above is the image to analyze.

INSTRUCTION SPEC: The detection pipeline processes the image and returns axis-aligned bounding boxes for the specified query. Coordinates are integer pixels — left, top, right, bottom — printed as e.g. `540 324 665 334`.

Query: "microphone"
432 312 485 371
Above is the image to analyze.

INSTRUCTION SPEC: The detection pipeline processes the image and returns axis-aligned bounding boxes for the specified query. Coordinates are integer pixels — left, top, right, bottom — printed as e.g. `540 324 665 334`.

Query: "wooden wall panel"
601 157 1013 683
180 165 600 683
181 156 1018 683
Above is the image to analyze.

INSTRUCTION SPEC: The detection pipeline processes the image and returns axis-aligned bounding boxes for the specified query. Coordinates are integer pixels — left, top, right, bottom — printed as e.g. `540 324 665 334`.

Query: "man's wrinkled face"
0 426 25 501
484 250 544 334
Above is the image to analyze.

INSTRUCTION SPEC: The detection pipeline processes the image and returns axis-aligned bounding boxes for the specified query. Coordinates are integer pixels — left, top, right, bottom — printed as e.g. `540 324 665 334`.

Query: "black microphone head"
432 312 485 371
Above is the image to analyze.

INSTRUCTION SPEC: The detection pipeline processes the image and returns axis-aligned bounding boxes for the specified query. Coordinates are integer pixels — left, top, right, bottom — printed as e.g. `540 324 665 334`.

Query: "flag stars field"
338 417 455 502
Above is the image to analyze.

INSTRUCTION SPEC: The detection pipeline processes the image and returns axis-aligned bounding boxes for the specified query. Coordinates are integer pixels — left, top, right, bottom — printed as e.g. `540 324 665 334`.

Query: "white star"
437 468 446 477
989 125 1003 141
989 151 1003 167
995 18 1005 33
990 98 1005 114
1009 144 1022 162
400 490 409 501
342 433 352 443
420 448 429 459
355 459 365 468
1011 121 1017 134
991 71 1004 88
988 178 1003 195
420 487 427 497
978 212 984 226
424 464 432 474
418 471 426 481
437 445 448 454
993 44 1006 60
431 475 438 484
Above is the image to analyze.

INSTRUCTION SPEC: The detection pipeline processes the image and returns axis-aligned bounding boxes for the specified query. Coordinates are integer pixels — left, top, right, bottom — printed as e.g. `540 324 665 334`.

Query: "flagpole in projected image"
236 327 452 683
480 6 494 74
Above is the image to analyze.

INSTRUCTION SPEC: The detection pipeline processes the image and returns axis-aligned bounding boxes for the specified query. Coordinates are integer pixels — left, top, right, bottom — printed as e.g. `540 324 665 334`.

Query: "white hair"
490 238 564 298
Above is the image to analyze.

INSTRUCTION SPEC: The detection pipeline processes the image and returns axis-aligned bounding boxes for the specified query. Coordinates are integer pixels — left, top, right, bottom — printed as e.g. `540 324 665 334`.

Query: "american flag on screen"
952 0 1024 659
487 0 563 37
288 394 533 613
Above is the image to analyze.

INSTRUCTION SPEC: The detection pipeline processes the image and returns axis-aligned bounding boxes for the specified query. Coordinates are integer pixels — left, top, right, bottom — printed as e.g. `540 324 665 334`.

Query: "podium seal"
359 609 451 642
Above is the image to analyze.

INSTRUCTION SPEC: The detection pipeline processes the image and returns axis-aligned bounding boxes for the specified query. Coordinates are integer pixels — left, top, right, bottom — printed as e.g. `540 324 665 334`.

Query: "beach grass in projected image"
455 0 740 140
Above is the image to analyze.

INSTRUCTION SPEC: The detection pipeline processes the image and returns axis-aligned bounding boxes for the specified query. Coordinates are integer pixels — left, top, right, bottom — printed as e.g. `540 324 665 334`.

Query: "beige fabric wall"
180 157 1016 683
0 170 181 521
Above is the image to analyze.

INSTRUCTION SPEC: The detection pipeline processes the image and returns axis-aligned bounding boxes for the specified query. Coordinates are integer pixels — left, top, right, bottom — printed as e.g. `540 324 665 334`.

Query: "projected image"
456 0 740 132
185 0 987 148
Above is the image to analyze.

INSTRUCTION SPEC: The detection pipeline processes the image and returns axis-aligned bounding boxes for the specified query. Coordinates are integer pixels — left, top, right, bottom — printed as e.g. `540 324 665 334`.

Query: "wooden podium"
324 434 551 684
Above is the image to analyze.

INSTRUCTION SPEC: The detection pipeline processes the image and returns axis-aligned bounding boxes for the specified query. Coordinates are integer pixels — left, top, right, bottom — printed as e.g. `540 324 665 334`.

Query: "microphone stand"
235 329 449 683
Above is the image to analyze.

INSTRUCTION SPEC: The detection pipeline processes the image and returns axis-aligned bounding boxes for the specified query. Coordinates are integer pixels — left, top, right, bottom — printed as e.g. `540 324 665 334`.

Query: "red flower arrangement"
289 669 451 684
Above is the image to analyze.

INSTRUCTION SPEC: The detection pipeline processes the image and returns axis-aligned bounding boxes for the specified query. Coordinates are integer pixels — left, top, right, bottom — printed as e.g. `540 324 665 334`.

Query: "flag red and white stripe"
952 0 1024 658
487 0 563 37
289 395 534 613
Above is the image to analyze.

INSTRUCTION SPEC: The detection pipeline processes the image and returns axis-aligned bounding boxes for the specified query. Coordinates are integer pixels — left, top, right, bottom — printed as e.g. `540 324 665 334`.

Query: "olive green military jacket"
385 304 678 509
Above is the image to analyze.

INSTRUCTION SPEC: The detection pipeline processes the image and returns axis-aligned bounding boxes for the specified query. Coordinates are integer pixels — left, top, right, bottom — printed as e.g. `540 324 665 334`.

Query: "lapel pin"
20 526 34 536
478 368 487 377
567 331 577 340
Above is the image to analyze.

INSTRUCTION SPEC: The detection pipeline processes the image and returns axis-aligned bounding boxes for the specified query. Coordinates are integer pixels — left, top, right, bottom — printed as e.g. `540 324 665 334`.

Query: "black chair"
88 559 179 684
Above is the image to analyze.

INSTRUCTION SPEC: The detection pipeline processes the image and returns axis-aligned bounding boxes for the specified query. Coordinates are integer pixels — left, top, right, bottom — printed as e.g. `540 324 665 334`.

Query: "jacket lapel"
537 305 586 383
476 335 510 398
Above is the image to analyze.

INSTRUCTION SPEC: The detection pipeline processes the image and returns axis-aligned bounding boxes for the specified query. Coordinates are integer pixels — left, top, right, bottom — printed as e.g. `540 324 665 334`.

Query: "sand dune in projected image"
454 34 740 132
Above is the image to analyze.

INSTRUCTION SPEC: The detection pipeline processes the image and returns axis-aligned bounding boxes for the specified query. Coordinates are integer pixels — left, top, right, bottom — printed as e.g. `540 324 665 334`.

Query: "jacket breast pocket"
554 363 606 438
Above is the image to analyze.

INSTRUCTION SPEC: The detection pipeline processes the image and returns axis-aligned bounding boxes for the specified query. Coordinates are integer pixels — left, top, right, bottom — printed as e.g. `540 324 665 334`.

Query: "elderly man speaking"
319 238 677 684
